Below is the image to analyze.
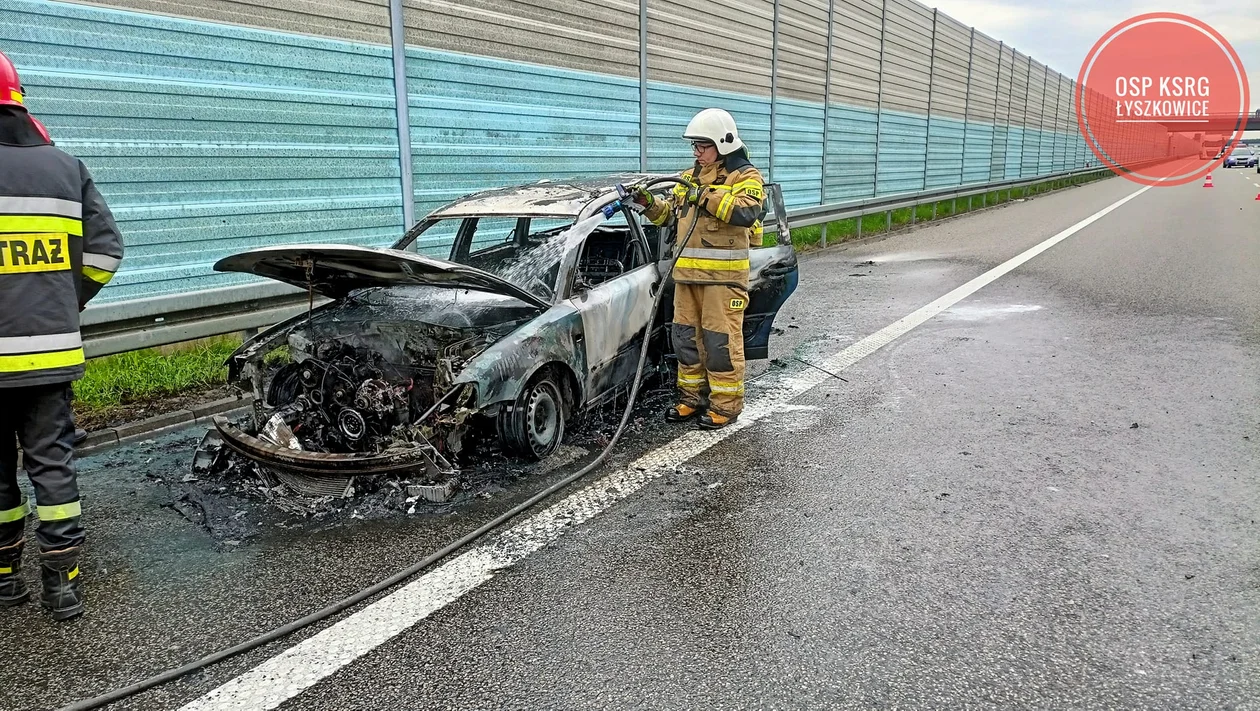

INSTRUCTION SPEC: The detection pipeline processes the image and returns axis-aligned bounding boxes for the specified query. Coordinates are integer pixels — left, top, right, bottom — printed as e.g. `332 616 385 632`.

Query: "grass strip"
74 335 243 414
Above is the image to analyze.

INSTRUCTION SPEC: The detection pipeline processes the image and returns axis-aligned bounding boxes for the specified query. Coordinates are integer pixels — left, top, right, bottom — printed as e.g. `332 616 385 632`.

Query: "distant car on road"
1223 147 1256 168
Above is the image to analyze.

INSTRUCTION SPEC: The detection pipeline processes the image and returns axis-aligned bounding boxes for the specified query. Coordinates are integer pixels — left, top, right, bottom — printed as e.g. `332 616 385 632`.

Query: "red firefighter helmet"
29 115 50 142
1 50 26 109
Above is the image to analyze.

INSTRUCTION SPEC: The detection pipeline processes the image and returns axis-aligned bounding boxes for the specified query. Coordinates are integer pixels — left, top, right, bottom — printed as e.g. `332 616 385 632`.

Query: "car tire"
497 369 566 460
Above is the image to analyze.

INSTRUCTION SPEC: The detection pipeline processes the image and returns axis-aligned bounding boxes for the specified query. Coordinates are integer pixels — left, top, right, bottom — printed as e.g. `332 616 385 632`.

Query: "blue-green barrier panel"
823 104 879 202
1005 126 1026 179
1038 127 1055 176
877 111 930 196
772 97 824 209
1053 127 1067 172
990 124 1010 182
1041 129 1057 176
405 46 641 255
962 122 994 184
1021 128 1045 178
0 0 404 302
926 115 965 189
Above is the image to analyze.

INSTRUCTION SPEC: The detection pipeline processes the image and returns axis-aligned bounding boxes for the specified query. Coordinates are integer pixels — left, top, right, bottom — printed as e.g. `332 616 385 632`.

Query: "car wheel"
497 369 566 460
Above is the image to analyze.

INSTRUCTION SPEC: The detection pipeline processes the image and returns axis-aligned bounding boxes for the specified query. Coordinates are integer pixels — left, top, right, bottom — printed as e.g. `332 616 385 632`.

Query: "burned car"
209 174 799 495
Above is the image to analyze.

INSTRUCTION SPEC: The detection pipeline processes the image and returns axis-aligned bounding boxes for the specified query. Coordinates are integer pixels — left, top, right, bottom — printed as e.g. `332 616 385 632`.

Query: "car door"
744 183 799 359
564 208 659 404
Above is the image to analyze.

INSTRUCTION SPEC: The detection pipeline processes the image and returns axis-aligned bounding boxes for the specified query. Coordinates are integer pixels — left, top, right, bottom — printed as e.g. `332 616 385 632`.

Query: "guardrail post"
992 41 1003 181
1005 46 1016 179
1039 64 1049 176
388 0 415 228
638 0 648 171
820 0 835 248
769 0 779 183
1021 57 1032 178
1047 70 1059 172
872 0 888 198
923 9 937 192
960 27 975 187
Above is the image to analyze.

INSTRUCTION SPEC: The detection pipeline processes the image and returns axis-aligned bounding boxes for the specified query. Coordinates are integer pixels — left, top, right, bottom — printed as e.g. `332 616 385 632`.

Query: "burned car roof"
428 173 676 218
213 244 550 308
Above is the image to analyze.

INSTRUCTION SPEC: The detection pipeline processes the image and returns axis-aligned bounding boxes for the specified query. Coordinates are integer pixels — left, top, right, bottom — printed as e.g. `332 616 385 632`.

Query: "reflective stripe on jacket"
644 151 766 289
0 141 123 386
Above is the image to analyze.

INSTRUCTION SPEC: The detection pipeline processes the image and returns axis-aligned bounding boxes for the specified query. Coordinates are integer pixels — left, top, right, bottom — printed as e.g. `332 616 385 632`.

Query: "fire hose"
59 173 705 711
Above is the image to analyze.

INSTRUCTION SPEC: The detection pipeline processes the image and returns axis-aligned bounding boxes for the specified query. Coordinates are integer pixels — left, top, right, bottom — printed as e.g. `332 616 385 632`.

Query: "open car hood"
213 244 550 309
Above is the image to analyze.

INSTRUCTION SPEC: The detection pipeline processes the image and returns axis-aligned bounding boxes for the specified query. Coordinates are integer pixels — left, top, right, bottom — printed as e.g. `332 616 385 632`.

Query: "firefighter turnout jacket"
643 151 766 290
0 138 123 387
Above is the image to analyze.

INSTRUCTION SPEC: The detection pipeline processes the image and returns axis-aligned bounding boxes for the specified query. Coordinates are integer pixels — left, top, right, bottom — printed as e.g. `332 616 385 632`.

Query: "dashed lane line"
178 182 1156 711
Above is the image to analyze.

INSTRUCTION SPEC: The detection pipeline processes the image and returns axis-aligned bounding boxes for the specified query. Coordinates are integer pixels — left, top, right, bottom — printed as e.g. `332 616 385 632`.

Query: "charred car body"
209 174 799 496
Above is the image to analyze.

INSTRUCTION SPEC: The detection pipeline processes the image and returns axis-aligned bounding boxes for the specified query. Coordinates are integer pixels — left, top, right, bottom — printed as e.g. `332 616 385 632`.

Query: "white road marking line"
180 183 1155 711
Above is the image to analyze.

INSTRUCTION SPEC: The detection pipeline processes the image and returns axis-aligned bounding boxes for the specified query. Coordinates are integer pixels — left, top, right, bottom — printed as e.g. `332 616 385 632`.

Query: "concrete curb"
79 395 254 457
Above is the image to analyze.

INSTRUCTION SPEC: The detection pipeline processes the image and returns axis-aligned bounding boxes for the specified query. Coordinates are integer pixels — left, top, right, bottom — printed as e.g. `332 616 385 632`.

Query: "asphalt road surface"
4 169 1258 711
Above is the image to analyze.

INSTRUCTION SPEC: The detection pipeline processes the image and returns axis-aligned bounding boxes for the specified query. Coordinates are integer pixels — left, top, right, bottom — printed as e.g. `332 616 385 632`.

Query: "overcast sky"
929 0 1260 114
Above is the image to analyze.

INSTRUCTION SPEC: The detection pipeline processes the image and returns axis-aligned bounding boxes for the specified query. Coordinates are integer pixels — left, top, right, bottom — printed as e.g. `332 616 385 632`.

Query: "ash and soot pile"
175 379 670 541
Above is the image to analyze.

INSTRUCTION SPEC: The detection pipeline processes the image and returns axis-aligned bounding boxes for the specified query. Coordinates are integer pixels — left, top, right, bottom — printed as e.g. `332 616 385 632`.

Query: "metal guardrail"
80 166 1116 358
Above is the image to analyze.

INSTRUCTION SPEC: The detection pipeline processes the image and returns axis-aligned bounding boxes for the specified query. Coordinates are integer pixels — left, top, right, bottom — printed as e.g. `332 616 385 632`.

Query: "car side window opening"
573 207 651 294
411 220 459 258
451 216 571 267
393 206 654 302
436 215 580 301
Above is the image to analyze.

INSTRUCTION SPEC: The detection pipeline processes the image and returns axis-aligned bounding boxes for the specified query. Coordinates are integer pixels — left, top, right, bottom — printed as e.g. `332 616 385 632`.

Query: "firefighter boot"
698 411 738 430
665 403 701 422
0 541 29 607
40 547 83 620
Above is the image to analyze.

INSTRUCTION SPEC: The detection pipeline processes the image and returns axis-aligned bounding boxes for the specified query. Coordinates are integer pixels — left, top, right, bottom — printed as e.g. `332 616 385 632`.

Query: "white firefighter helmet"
683 108 744 155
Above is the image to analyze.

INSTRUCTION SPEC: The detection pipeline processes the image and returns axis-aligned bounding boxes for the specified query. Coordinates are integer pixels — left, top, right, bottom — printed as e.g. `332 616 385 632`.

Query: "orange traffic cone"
1203 174 1214 188
1254 192 1259 201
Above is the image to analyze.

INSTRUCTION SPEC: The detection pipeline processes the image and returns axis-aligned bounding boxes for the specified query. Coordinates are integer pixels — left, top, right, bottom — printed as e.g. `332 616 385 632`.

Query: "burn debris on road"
171 376 674 539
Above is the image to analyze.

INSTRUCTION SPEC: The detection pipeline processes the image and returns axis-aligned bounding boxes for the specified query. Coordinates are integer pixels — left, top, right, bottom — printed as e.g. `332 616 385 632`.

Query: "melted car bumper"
213 416 455 480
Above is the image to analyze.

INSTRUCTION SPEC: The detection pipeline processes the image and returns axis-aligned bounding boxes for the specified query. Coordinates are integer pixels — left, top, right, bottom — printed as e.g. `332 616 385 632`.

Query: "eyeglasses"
691 141 715 153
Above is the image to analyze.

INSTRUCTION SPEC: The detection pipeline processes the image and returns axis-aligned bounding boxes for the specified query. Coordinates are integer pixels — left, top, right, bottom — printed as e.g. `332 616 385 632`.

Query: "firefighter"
0 50 124 620
10 100 91 448
15 101 90 449
632 108 766 430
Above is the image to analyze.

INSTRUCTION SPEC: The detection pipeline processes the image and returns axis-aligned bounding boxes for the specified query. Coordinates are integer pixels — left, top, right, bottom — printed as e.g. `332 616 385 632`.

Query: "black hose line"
59 177 700 711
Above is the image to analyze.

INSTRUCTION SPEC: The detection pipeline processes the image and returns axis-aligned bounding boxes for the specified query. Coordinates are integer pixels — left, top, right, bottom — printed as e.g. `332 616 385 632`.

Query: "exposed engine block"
267 341 413 453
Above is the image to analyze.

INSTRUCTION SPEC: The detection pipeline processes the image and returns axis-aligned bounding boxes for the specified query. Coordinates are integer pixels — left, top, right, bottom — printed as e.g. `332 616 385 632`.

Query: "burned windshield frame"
391 215 578 300
391 215 575 254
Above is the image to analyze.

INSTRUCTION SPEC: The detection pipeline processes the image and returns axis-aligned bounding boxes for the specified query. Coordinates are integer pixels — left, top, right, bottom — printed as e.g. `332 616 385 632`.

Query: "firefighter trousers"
672 282 747 417
0 383 83 552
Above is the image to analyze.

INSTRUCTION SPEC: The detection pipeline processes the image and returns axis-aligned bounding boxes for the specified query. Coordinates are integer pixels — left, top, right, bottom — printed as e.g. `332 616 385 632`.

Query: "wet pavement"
4 171 1259 710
